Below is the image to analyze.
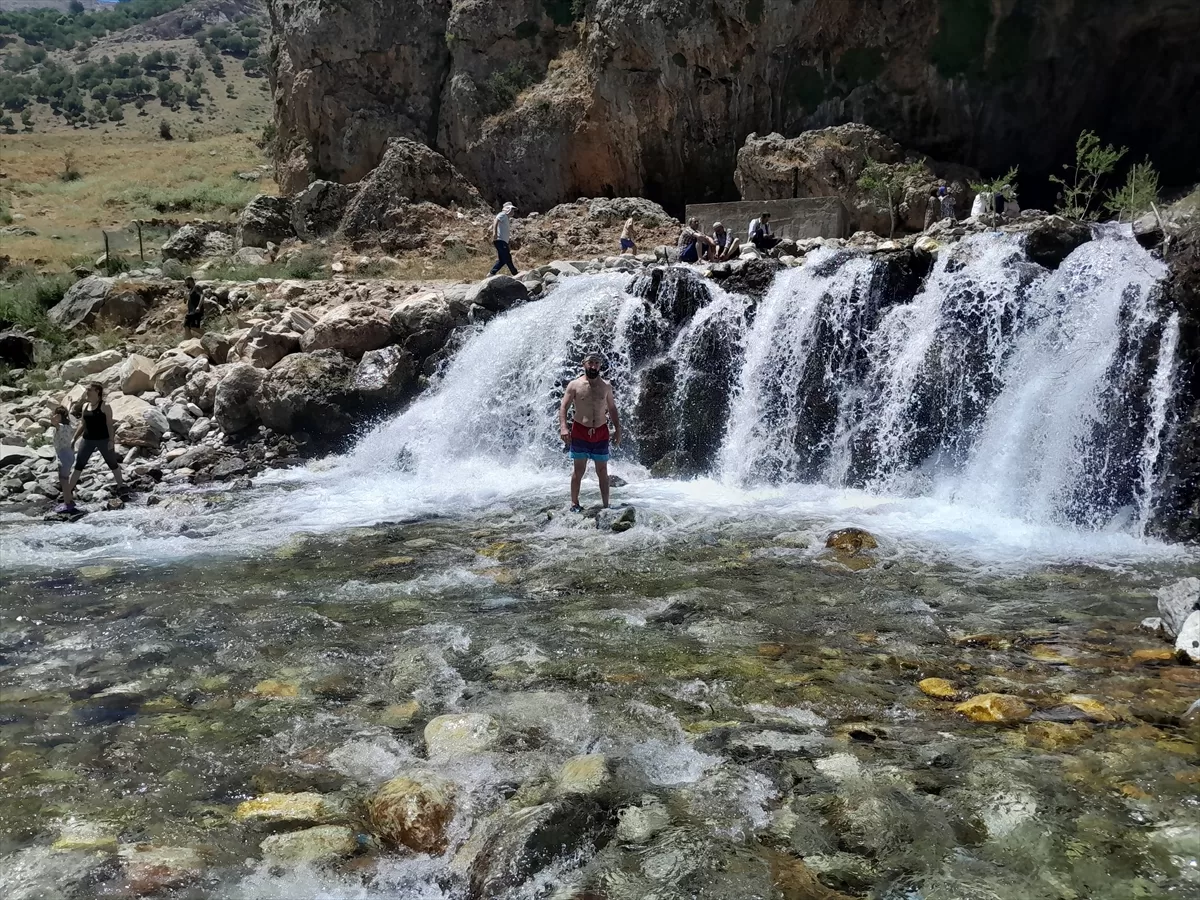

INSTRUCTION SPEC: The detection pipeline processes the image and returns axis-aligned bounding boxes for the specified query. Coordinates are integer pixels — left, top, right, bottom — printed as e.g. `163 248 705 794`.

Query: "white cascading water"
2 228 1183 568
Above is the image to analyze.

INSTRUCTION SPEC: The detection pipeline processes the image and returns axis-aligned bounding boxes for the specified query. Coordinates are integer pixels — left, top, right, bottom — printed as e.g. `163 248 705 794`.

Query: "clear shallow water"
2 238 1199 898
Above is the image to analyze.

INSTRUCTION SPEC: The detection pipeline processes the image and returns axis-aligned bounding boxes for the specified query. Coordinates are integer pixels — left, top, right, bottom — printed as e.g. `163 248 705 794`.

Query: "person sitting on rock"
748 212 781 252
678 217 713 264
619 218 638 255
712 222 740 261
65 382 124 510
559 352 622 511
489 202 519 276
184 276 204 336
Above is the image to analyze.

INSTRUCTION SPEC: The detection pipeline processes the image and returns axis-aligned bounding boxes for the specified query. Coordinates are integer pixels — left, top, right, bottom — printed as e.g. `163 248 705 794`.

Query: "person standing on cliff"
559 353 622 511
184 276 204 336
924 190 939 231
938 186 956 221
489 202 519 276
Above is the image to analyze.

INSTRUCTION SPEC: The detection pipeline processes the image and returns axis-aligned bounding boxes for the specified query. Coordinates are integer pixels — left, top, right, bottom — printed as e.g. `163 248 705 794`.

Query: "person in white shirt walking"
489 202 519 276
51 405 76 512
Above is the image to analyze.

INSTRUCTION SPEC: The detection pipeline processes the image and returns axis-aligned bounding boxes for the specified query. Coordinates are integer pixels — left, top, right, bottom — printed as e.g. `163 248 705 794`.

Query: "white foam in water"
1 233 1192 571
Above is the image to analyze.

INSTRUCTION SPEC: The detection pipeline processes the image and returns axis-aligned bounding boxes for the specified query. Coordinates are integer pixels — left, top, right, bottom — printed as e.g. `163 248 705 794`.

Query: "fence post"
137 221 144 262
103 232 111 276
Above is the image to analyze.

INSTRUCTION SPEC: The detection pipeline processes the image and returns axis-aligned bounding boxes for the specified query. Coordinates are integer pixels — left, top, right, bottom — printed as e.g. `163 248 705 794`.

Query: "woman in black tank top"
64 382 124 511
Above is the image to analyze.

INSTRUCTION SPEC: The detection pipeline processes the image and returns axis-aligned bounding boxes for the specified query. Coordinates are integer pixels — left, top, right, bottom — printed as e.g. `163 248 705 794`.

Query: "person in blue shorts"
558 353 622 510
619 218 637 255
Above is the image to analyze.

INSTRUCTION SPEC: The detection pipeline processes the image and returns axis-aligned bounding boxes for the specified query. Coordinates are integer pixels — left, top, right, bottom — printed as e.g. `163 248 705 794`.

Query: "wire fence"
97 221 177 275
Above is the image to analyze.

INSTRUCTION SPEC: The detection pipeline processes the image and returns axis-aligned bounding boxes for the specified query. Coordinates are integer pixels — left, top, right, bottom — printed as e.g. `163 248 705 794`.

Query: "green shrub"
481 62 540 115
1050 130 1127 221
1104 158 1160 222
0 193 11 225
284 248 329 279
0 271 72 346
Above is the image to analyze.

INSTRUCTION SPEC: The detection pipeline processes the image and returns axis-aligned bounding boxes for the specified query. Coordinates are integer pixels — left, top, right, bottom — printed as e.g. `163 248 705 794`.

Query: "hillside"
1 0 274 269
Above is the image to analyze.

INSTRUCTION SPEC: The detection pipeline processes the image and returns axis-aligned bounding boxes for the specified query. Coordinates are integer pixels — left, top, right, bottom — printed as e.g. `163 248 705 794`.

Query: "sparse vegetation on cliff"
1105 158 1161 223
1050 130 1127 221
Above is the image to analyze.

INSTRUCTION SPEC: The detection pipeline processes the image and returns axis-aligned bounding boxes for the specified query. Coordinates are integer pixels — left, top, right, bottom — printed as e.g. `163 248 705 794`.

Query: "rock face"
291 180 359 240
256 350 357 435
267 0 1200 210
237 195 296 248
338 138 487 241
734 126 976 233
162 224 221 261
49 277 147 330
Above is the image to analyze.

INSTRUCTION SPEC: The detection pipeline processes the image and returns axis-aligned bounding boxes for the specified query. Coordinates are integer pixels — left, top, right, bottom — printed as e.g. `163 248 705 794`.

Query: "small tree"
970 166 1020 226
1104 157 1160 223
857 157 927 237
1050 130 1127 221
60 149 81 182
159 118 173 140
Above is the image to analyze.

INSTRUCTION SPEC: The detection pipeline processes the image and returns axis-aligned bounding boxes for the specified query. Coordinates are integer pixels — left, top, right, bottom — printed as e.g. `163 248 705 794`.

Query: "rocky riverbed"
2 493 1199 899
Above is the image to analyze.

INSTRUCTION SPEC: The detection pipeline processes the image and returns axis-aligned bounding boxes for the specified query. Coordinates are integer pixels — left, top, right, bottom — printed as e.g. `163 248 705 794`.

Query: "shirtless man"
559 353 622 510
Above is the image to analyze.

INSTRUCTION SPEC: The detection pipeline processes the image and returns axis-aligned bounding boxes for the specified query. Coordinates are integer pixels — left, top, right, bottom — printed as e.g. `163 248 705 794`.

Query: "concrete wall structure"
683 198 849 242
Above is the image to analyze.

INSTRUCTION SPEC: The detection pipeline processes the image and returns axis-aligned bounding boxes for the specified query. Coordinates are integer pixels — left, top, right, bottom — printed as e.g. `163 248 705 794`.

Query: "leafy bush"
1105 158 1160 222
60 149 81 182
481 62 540 115
0 270 72 346
857 157 927 237
1050 130 1127 221
0 193 12 225
159 118 173 139
285 248 329 279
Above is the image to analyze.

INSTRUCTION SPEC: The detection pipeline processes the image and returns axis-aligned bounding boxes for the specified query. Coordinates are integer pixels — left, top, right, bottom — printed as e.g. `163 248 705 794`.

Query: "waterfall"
321 227 1177 535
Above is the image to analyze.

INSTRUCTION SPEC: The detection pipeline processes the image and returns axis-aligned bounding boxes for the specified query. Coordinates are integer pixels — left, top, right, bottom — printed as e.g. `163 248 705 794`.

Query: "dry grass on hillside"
2 129 272 268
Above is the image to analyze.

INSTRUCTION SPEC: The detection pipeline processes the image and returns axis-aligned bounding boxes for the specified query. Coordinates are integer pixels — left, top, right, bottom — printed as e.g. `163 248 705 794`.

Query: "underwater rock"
52 820 118 853
824 528 878 553
556 754 611 797
424 713 501 759
251 679 301 700
379 700 421 727
800 852 878 894
119 845 204 895
468 797 610 899
369 773 457 853
954 693 1031 724
260 825 358 865
1024 721 1092 750
0 846 116 900
234 792 351 826
918 678 958 700
616 797 671 844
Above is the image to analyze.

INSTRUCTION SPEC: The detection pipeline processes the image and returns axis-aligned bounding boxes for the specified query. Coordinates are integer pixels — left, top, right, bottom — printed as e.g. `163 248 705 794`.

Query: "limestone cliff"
268 0 1200 211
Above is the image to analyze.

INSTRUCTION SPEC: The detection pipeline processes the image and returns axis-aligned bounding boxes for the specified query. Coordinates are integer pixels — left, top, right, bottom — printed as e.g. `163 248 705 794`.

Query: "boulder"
368 774 457 854
1 444 40 468
259 826 357 866
118 354 155 394
0 331 35 368
825 528 878 553
278 307 318 335
203 231 234 257
234 792 350 826
339 138 487 240
465 276 529 314
256 350 357 435
1156 577 1200 638
160 258 188 280
237 195 295 249
300 302 393 358
166 403 196 436
1024 216 1093 269
161 225 210 261
61 349 123 384
615 799 670 844
228 325 300 369
555 754 611 796
152 356 195 395
108 395 161 448
49 277 147 331
424 713 501 759
468 797 609 899
354 345 417 405
119 845 203 895
291 180 358 240
1177 611 1200 663
200 332 232 365
184 369 220 413
233 246 270 267
1133 213 1164 249
187 417 212 442
389 291 460 357
213 364 265 434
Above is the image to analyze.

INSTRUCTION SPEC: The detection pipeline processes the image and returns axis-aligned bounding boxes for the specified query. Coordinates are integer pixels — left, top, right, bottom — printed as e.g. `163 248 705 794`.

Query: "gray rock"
61 349 123 383
211 457 248 479
1025 216 1093 269
468 797 609 899
233 246 270 267
0 445 40 468
160 258 188 280
200 332 232 365
203 231 234 257
300 302 392 358
291 180 358 240
256 350 357 435
228 325 300 369
465 275 529 313
237 195 295 249
596 506 636 532
354 345 417 405
49 277 147 331
1157 577 1200 638
161 225 210 261
213 364 265 434
166 403 196 436
389 291 459 357
187 417 212 442
1176 611 1200 663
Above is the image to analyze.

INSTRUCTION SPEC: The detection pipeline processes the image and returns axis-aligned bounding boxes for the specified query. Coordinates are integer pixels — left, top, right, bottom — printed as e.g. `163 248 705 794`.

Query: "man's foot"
570 504 583 513
55 503 76 514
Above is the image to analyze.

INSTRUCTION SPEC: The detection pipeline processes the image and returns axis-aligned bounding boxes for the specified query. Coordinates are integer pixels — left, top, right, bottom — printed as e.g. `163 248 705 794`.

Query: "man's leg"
489 241 505 276
571 458 587 508
502 242 517 275
595 460 610 508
